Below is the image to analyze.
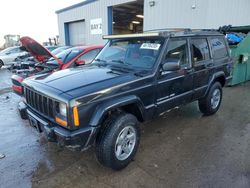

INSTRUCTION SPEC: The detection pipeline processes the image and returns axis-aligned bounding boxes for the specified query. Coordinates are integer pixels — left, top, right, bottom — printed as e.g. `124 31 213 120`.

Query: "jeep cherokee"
20 30 232 170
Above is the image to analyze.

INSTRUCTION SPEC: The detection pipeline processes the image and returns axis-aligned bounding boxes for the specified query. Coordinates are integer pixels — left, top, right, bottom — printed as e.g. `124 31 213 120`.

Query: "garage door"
68 20 86 45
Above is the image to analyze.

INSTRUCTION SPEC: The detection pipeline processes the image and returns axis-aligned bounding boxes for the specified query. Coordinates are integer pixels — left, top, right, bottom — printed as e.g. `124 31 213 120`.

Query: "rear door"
209 36 231 78
190 37 212 99
156 37 194 113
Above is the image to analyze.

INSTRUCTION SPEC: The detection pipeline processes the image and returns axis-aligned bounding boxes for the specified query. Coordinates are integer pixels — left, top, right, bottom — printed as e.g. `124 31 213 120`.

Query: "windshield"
45 46 58 52
94 38 164 69
46 47 83 65
51 46 70 55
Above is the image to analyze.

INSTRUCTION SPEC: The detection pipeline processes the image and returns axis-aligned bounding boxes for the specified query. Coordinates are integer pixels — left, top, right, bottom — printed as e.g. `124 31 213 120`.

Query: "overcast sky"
0 0 83 47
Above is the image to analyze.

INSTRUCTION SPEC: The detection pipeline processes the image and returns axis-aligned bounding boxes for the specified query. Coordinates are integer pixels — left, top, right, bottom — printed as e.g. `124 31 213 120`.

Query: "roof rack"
103 32 160 39
145 28 192 33
102 28 222 40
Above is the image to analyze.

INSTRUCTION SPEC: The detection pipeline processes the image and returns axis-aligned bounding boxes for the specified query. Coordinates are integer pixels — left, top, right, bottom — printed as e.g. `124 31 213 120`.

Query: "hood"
24 64 139 97
20 36 62 66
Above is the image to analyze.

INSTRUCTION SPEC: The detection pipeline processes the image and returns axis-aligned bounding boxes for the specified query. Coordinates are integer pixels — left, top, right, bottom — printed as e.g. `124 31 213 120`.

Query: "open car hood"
20 36 62 66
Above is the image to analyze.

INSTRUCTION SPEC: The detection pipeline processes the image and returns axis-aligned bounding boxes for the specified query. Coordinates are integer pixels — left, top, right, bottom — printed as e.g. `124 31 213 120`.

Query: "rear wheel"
95 113 140 170
0 60 4 69
198 82 222 116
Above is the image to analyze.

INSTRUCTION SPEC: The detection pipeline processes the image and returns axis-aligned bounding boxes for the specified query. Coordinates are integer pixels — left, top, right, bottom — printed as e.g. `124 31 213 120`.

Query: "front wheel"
95 113 140 170
199 82 222 116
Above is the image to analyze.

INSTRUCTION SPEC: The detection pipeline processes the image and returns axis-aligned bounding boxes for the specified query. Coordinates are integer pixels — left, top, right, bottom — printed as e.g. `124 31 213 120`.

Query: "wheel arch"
205 71 225 96
89 95 145 127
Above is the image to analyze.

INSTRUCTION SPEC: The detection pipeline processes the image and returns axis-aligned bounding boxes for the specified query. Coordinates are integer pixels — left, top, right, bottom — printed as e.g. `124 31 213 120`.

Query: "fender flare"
89 95 145 127
204 71 225 96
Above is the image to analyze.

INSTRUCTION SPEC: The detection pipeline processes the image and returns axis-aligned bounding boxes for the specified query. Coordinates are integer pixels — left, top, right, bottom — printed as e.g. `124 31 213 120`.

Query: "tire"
19 109 28 120
0 60 3 69
198 82 222 116
95 112 140 170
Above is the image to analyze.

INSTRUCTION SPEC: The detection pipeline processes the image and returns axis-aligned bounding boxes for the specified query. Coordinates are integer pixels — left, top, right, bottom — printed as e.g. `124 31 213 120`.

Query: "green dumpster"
225 26 250 86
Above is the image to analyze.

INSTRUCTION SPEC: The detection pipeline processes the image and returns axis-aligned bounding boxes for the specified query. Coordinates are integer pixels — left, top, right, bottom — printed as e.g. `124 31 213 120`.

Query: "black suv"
20 30 232 170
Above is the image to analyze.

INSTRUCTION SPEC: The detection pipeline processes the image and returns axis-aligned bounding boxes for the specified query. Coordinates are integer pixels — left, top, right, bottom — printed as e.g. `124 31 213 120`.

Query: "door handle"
207 63 214 68
184 67 193 74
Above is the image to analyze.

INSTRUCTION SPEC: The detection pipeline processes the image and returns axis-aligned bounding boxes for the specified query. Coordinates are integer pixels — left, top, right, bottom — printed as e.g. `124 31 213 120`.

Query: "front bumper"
24 106 97 151
18 101 28 119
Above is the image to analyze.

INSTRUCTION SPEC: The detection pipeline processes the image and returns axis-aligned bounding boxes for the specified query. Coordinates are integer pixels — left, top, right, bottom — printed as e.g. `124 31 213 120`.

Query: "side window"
79 49 101 64
165 39 189 66
190 38 210 63
210 37 228 59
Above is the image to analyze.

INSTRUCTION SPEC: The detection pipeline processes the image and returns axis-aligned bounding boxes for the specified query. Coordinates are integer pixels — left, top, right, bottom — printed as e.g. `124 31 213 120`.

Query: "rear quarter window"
210 37 228 59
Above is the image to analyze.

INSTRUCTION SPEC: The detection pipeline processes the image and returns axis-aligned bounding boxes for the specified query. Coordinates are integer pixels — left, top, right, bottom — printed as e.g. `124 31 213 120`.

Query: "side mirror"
162 58 181 71
5 52 11 55
75 59 85 66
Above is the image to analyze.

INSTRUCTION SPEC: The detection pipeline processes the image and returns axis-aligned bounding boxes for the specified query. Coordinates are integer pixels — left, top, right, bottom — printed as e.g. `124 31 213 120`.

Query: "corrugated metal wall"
57 0 136 45
143 0 250 31
57 0 250 45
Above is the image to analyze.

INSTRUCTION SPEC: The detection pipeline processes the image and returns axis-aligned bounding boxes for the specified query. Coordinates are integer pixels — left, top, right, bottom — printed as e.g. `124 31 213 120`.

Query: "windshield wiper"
110 66 130 73
95 58 107 63
110 66 144 77
94 59 108 67
134 72 144 77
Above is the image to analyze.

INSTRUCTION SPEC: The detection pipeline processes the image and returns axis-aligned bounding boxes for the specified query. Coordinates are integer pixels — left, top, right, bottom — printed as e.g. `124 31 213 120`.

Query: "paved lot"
1 68 250 188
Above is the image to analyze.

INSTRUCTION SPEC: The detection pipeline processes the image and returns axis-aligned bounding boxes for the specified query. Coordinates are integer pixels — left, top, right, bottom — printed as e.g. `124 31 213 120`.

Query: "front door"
156 38 194 113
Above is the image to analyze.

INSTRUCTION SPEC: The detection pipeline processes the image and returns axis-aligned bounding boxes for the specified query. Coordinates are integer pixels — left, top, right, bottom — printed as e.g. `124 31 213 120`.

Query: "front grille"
25 87 55 118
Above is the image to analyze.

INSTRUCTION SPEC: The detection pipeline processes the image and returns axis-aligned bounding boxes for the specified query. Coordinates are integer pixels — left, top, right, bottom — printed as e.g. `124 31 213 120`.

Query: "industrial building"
56 0 250 45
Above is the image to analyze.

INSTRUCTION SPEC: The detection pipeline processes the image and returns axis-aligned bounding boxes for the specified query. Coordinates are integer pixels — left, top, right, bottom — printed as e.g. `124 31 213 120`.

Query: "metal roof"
56 0 98 14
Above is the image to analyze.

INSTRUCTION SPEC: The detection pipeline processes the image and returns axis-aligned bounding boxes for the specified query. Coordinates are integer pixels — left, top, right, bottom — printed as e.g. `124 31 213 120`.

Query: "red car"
12 36 103 95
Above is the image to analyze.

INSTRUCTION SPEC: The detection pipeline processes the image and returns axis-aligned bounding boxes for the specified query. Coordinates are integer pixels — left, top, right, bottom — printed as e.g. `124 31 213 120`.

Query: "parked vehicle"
0 46 28 68
20 30 232 170
50 46 71 55
45 46 59 52
10 46 71 71
11 36 102 95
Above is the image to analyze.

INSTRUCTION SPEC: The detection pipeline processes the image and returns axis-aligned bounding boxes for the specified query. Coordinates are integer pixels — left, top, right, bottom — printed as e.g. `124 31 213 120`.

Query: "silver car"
0 46 28 68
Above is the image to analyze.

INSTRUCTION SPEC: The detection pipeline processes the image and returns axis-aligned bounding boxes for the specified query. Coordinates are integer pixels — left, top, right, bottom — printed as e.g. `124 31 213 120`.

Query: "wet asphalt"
1 67 250 188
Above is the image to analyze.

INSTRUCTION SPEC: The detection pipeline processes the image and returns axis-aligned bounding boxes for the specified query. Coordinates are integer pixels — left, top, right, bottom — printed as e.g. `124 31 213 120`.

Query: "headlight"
55 102 68 127
59 103 67 117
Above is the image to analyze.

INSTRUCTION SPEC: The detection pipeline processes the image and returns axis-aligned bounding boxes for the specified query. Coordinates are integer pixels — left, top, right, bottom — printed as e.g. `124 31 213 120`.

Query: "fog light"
55 116 68 127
